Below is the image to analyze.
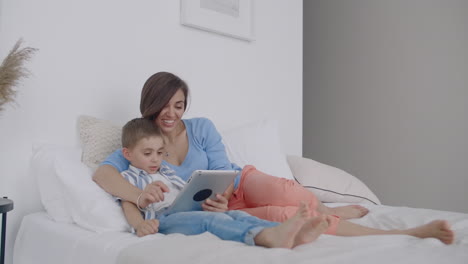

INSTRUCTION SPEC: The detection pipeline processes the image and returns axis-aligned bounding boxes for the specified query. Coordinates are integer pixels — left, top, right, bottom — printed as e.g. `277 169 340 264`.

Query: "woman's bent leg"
239 206 299 222
230 165 319 212
229 165 368 220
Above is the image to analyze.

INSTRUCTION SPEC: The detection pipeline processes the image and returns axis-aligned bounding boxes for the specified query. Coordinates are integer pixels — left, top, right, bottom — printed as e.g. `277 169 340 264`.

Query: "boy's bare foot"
254 202 310 248
293 215 329 247
406 220 454 245
329 205 369 220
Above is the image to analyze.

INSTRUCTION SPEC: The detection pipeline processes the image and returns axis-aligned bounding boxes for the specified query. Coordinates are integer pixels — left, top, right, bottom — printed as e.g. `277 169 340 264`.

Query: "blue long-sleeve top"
101 117 242 188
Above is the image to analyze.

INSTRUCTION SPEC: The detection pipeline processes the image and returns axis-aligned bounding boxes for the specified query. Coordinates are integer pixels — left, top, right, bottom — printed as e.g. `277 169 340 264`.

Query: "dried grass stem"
0 39 38 112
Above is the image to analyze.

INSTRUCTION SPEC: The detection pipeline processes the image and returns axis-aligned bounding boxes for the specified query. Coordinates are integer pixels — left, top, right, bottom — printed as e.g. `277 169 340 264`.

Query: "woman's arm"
223 182 235 200
202 182 234 212
198 118 240 171
93 165 142 204
93 165 166 207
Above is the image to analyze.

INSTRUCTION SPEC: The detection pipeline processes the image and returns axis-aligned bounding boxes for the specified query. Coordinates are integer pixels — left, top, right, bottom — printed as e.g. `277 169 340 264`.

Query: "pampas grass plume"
0 38 38 113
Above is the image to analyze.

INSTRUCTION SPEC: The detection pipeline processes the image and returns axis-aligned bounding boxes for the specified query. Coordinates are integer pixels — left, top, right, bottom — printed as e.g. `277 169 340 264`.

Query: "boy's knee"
226 210 251 218
205 211 232 222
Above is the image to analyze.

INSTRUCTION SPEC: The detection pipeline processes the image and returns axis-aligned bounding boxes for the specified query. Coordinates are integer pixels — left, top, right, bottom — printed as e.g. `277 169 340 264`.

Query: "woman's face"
155 89 186 134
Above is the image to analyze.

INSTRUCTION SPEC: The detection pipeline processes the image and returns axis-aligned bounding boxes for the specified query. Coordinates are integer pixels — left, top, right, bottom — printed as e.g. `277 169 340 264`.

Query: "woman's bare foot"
329 205 369 220
406 220 454 245
293 215 329 247
254 202 310 248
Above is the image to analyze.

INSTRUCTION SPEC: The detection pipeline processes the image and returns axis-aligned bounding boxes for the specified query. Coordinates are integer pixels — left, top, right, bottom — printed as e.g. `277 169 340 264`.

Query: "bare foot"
406 220 454 245
329 205 369 220
293 215 329 247
254 202 310 248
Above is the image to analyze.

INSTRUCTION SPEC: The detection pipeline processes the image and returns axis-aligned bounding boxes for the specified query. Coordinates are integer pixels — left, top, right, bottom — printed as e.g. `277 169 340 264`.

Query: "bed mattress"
14 203 468 264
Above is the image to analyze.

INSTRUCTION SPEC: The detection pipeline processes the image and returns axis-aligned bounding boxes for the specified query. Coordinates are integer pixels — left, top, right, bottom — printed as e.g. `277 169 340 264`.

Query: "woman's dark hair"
140 72 189 120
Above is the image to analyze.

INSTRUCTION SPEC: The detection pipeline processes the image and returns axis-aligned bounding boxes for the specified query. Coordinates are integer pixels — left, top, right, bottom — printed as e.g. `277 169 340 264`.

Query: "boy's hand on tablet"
139 181 169 208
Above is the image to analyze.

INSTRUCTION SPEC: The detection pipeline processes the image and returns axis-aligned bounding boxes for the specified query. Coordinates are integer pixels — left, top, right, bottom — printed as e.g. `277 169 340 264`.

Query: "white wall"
0 1 302 263
304 0 468 213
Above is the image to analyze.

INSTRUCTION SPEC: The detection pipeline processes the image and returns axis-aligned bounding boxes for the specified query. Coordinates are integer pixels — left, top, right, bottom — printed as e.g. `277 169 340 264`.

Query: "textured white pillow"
287 155 381 205
54 147 131 233
221 119 294 180
31 144 75 223
78 115 122 170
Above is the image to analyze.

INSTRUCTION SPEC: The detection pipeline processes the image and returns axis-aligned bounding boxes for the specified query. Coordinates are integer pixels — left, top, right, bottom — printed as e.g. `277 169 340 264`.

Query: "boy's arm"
122 201 159 237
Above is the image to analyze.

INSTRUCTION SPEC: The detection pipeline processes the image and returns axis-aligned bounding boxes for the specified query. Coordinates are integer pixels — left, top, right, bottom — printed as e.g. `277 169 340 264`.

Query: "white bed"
14 204 468 264
13 116 468 264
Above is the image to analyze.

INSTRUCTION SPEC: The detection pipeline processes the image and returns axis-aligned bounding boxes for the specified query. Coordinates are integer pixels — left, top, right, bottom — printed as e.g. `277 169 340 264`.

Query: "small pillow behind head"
78 115 122 170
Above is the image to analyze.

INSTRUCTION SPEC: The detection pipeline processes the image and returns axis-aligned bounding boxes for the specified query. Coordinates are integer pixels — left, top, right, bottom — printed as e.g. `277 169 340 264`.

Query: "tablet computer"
162 170 239 215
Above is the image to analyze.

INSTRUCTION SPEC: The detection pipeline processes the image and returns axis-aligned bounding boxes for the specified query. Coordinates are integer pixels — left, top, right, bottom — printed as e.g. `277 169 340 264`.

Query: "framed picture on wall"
180 0 254 41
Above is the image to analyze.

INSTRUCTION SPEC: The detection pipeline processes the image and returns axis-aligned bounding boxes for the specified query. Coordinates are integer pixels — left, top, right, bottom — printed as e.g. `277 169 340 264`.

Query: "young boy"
118 117 329 248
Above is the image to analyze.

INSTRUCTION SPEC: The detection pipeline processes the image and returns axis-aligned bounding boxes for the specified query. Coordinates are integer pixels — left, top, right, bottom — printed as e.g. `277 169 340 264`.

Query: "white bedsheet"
14 204 468 264
13 212 164 264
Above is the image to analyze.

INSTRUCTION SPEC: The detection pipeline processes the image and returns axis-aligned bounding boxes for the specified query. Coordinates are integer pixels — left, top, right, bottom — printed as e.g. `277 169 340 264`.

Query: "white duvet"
14 203 468 264
117 203 468 264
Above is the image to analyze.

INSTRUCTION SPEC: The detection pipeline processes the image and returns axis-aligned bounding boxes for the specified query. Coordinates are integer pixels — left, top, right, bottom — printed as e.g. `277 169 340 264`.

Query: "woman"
93 72 454 243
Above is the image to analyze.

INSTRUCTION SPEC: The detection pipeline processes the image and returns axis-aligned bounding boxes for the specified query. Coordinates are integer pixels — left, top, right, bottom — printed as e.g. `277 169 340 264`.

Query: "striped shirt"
119 165 186 219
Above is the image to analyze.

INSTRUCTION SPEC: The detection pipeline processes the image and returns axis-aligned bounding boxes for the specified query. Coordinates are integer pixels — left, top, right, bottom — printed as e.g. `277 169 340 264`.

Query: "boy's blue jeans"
157 210 279 245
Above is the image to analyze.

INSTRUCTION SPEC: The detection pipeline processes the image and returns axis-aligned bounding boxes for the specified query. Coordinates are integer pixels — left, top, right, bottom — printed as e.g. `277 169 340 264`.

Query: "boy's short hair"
121 118 163 148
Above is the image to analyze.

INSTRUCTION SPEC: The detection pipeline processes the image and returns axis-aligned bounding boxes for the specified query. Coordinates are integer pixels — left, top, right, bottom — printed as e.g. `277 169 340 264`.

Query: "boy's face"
123 136 165 174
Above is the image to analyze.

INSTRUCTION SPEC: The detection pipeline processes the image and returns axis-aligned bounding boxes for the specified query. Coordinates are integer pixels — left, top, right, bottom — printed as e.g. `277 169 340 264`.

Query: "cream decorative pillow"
78 115 122 170
287 155 381 205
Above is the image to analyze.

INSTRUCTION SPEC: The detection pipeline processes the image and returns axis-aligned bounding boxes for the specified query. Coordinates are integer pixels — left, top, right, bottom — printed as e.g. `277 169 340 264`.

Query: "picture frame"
180 0 254 41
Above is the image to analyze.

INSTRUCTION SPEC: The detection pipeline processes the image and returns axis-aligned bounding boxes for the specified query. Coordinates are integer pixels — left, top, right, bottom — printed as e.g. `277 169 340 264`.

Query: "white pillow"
54 146 131 233
286 155 381 205
78 115 122 170
221 119 294 180
31 144 74 223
